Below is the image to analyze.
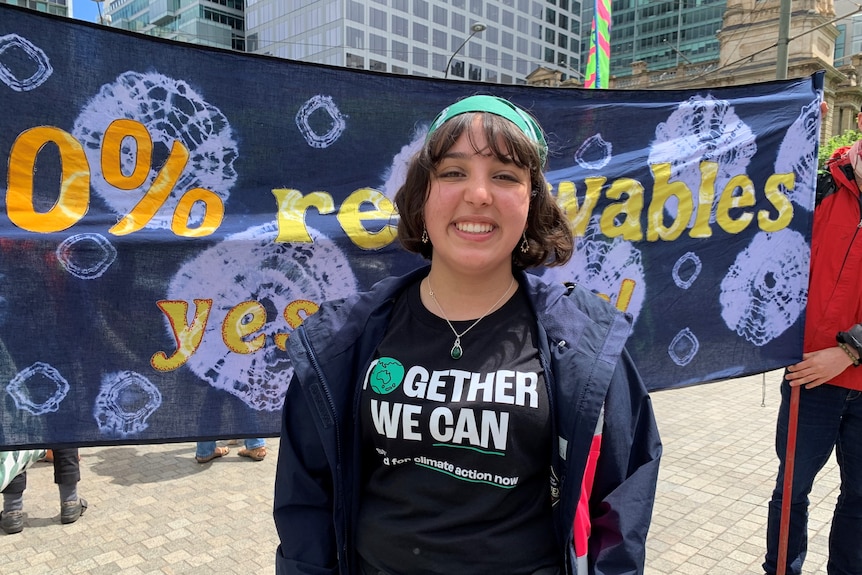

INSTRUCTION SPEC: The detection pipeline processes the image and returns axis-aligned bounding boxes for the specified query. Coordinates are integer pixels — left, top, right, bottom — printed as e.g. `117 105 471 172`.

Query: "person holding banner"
763 112 862 575
273 94 661 574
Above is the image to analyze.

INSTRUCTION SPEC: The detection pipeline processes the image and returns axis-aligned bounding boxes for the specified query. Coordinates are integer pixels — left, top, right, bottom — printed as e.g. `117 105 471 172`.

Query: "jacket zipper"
298 327 348 570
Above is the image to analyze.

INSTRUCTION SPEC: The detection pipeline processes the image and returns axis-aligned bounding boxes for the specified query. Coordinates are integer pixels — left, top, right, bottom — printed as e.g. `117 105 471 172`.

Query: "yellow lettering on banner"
151 299 212 371
337 188 398 250
600 178 644 241
172 187 225 237
716 174 755 234
274 299 320 350
759 173 795 232
689 161 719 238
7 126 90 233
101 119 151 190
647 163 692 242
223 301 267 354
556 178 603 236
593 278 636 312
273 188 335 243
615 278 636 312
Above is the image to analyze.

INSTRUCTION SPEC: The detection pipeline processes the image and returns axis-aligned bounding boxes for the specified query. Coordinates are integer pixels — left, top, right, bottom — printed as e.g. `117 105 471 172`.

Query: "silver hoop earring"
520 233 529 253
421 228 429 244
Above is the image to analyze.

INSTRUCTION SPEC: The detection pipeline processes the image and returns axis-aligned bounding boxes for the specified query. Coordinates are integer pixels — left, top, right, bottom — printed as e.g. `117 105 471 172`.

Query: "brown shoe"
195 446 229 464
238 446 266 461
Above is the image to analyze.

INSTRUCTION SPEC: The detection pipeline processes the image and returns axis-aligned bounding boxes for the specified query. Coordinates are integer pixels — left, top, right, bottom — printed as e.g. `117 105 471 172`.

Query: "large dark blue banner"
0 5 821 448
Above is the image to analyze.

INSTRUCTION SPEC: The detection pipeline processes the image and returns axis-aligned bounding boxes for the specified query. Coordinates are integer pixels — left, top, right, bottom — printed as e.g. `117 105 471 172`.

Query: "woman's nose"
464 174 492 205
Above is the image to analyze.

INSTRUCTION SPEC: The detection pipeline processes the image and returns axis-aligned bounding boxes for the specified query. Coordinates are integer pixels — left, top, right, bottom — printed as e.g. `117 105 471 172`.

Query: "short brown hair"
394 111 573 270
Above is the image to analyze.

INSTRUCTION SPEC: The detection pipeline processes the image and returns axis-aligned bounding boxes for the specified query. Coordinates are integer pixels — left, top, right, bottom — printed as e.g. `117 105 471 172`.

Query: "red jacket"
808 146 862 390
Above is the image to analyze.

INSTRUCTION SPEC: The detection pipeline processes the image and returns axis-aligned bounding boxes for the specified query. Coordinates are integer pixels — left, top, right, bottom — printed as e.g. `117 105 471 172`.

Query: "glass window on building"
370 34 387 56
501 73 513 84
558 13 568 29
502 31 514 49
517 37 528 54
414 22 429 43
486 69 498 82
392 65 409 74
468 63 482 80
433 29 447 48
833 24 846 65
370 7 387 30
516 57 528 75
393 0 408 11
484 26 498 44
502 10 514 28
392 39 409 60
452 12 466 32
433 53 447 73
470 0 482 16
451 60 465 77
531 42 541 59
452 0 465 8
545 28 555 43
347 27 364 49
532 1 543 18
433 5 447 25
347 0 364 23
487 3 499 22
414 47 428 67
393 15 408 36
558 33 567 48
544 46 555 63
413 0 428 19
485 46 498 67
370 60 386 71
501 52 513 70
346 53 364 68
469 42 482 59
546 7 555 24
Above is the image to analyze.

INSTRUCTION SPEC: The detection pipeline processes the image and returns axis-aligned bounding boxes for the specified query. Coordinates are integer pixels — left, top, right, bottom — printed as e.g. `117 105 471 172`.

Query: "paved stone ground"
0 369 840 574
646 369 838 575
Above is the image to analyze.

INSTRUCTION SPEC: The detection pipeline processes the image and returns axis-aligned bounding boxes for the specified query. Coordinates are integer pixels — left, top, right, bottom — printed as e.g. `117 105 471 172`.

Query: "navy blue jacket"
274 267 661 574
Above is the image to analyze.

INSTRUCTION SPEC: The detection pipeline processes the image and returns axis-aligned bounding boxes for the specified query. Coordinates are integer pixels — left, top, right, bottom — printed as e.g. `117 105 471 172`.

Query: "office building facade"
580 0 724 78
104 0 245 51
0 0 68 16
244 0 584 84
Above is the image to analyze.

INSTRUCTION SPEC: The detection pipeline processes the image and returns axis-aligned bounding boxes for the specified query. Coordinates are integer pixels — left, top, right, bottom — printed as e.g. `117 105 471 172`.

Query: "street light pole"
444 23 487 79
776 0 791 79
92 0 111 25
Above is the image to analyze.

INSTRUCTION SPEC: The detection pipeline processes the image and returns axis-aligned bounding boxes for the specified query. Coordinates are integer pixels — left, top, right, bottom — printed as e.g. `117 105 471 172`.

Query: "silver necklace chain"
427 276 515 360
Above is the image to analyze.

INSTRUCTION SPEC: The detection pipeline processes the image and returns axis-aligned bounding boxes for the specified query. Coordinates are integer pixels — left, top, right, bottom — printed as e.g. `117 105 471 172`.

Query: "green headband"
426 95 548 167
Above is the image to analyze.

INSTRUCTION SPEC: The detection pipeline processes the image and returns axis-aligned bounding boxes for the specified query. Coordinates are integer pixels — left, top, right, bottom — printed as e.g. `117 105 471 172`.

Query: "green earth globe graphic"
369 358 405 394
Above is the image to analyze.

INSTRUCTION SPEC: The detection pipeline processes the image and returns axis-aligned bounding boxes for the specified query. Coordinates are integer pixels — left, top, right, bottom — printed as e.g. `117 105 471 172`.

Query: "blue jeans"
764 378 862 575
195 439 264 458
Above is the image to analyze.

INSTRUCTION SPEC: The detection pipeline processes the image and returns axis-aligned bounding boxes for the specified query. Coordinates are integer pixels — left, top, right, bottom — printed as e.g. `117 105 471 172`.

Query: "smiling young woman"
274 95 662 575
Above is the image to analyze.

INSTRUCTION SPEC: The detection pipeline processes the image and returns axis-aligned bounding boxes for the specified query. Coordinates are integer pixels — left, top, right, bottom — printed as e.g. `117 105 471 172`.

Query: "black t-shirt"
356 279 559 575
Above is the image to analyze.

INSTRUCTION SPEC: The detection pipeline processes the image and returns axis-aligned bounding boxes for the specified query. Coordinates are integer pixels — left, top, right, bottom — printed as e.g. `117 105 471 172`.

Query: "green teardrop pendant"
450 342 463 360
